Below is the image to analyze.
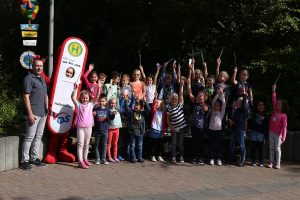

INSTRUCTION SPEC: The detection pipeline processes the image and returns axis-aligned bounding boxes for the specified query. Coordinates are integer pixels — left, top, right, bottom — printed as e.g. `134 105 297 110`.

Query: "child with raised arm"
83 64 100 102
145 65 161 108
268 84 288 169
167 78 187 163
187 78 209 165
71 84 95 169
228 86 249 167
208 88 226 166
190 59 207 96
215 58 230 99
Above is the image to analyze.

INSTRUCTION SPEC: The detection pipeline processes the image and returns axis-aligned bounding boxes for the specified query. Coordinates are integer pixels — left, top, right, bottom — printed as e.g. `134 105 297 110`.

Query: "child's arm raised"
216 58 221 77
177 64 181 84
83 64 94 87
179 78 184 105
139 65 147 83
186 77 195 103
153 64 161 86
231 67 238 85
203 61 208 80
172 62 178 85
272 84 277 111
71 83 79 106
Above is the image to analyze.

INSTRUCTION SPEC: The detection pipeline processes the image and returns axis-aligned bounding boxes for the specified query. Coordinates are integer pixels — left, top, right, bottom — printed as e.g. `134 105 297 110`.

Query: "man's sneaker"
157 156 164 162
84 160 91 166
197 159 204 165
217 159 222 166
171 157 176 163
210 159 215 166
179 156 184 163
20 162 33 171
137 158 144 163
101 159 109 165
95 160 100 165
151 156 157 162
30 159 46 167
258 163 264 167
117 155 124 161
78 162 89 169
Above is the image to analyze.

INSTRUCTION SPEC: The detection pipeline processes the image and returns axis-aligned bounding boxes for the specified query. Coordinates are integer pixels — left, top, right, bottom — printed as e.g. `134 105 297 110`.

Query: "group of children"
71 58 288 170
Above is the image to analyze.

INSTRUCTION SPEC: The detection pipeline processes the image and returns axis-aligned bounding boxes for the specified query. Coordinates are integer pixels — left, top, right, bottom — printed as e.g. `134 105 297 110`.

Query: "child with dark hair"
249 101 269 167
268 84 288 169
83 64 100 102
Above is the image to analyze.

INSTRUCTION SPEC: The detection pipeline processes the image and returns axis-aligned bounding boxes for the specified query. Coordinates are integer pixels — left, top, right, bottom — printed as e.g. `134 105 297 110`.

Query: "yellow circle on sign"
68 42 82 57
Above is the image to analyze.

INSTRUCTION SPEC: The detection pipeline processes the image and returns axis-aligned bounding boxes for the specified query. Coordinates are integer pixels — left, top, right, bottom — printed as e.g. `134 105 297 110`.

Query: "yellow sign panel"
21 31 38 38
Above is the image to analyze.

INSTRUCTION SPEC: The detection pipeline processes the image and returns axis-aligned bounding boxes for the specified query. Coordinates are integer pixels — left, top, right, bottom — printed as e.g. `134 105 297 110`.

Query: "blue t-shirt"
93 106 111 132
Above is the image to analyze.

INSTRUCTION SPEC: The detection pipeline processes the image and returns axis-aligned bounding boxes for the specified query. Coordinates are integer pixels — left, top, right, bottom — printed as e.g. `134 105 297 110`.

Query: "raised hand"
216 58 221 66
272 84 276 92
89 63 94 71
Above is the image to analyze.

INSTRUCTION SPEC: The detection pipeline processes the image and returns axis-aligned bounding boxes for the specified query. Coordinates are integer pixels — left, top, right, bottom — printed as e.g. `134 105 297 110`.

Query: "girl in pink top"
268 84 288 169
83 64 101 102
131 67 146 100
72 84 98 169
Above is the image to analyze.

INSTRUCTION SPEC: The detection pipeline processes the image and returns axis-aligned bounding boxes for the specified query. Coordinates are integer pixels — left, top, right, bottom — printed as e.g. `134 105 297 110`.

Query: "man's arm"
23 94 35 125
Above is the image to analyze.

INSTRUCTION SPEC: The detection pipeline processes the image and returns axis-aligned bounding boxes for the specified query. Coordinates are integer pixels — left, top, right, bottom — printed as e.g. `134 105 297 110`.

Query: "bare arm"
71 84 79 106
23 94 35 125
139 65 147 83
153 65 161 86
177 64 181 84
186 78 195 103
203 62 208 80
179 78 184 105
231 67 238 85
216 58 221 77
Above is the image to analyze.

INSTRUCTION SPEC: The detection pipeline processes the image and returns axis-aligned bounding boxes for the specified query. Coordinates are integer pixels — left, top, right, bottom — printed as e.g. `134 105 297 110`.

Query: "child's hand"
139 65 144 71
188 63 193 69
89 64 94 71
233 67 238 73
203 62 207 68
156 64 162 71
97 79 102 87
163 62 168 68
177 64 181 69
272 84 276 92
192 58 196 65
180 78 185 86
216 58 221 66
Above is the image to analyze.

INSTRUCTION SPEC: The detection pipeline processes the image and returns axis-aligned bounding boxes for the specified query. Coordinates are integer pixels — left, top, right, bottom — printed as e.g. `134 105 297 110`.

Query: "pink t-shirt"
269 92 287 141
76 102 94 128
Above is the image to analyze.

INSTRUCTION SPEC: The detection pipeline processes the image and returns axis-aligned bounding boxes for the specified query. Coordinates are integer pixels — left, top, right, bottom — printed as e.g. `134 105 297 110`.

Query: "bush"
0 91 22 128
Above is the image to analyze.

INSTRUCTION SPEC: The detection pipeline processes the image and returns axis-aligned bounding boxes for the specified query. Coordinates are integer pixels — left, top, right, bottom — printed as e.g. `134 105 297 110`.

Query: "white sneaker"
157 156 164 162
210 159 215 166
95 160 100 165
179 156 184 163
151 156 157 162
171 157 177 163
217 159 222 166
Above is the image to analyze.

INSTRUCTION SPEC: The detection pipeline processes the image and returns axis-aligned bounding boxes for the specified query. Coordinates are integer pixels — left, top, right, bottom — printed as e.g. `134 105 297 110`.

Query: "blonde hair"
122 74 130 81
79 90 91 103
98 73 107 79
219 71 229 80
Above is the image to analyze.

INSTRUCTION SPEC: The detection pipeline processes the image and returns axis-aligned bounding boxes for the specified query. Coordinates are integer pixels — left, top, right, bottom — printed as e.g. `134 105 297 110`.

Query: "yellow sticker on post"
21 31 38 38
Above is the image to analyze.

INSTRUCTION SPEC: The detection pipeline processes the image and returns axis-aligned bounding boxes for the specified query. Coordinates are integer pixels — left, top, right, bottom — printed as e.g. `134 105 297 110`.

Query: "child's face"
240 71 248 82
65 68 74 78
90 74 98 84
109 99 117 109
195 70 202 80
133 70 141 81
98 98 106 107
99 77 106 85
206 78 215 87
166 74 172 85
213 101 221 112
122 77 130 86
170 95 179 107
146 77 153 85
80 94 89 105
134 103 141 111
218 72 227 83
156 100 163 110
113 77 120 85
257 102 265 113
236 99 242 108
196 92 205 103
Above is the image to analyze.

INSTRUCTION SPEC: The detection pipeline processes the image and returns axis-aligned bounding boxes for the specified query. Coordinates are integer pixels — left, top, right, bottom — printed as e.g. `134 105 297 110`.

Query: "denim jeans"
228 130 246 163
130 134 144 160
191 127 204 159
95 131 108 161
21 115 47 163
209 130 223 160
171 127 186 157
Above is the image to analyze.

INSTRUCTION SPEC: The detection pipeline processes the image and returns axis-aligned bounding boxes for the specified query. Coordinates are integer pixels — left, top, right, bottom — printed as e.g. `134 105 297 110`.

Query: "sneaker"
258 163 264 167
197 159 204 165
217 159 222 166
20 162 33 171
101 159 109 165
267 163 273 168
192 158 197 164
179 156 184 163
30 159 46 167
108 158 116 163
151 156 157 162
157 156 164 162
137 158 144 163
171 157 177 163
130 159 137 163
117 155 124 161
274 165 281 169
252 163 257 167
78 162 89 169
95 160 100 165
210 159 215 166
84 160 91 166
238 162 245 167
114 158 120 163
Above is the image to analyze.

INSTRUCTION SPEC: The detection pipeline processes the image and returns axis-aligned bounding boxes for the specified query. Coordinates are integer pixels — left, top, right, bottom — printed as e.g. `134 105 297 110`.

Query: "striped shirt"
167 104 187 130
146 84 156 104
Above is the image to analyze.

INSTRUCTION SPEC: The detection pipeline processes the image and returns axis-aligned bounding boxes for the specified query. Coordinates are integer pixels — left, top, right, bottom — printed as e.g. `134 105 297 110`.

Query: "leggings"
77 127 92 163
107 128 119 159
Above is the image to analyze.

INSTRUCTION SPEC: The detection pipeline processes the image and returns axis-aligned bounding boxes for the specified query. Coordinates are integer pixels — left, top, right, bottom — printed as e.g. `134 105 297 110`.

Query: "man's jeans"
95 131 108 161
130 134 144 160
21 115 47 163
228 130 246 163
